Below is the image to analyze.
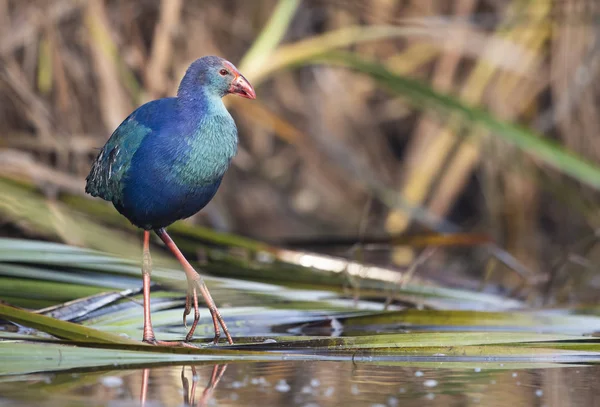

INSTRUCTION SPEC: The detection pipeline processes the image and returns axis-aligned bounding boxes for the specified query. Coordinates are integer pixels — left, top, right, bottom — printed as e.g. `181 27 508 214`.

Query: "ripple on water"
275 379 291 393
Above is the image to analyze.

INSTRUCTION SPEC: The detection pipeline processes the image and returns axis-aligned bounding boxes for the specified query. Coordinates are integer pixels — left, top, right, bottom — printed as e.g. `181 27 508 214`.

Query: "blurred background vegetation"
1 0 600 306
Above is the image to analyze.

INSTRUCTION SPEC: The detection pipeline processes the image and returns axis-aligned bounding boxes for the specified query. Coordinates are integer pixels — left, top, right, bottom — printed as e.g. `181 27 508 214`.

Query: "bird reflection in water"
140 364 228 407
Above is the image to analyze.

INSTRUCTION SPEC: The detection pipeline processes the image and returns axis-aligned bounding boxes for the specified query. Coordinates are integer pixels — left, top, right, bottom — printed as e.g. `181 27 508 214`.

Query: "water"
3 239 600 406
1 361 599 407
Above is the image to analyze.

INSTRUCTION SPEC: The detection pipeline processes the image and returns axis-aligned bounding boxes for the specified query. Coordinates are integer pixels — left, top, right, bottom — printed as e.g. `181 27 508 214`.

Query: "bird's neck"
176 88 227 118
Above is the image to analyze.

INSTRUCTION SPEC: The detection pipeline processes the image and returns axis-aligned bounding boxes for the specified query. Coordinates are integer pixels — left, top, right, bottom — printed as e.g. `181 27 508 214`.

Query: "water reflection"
136 364 229 407
168 365 226 407
1 361 600 406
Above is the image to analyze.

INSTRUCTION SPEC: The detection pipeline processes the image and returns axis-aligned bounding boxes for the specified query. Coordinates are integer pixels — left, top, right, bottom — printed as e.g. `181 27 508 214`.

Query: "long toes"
183 285 201 342
183 293 192 328
188 276 233 345
183 308 190 328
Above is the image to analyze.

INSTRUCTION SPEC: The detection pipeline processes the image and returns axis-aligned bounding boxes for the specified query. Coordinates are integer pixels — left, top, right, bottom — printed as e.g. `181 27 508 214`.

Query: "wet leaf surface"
2 239 600 406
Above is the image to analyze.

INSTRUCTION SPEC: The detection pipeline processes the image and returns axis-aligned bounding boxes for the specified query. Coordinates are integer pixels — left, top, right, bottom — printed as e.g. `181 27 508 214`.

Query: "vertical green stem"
239 0 300 78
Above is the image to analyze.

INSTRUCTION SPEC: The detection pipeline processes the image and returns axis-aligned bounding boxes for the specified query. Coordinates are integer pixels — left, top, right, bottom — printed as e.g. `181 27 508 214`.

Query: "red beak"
228 73 256 100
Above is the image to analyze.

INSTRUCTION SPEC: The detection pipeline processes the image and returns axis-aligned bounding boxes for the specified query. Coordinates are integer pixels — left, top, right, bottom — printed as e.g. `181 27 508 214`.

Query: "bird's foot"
154 228 233 345
182 281 200 339
184 275 232 345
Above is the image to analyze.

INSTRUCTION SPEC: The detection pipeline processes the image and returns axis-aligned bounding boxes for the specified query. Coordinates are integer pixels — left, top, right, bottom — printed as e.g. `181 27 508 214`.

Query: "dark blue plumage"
84 56 255 345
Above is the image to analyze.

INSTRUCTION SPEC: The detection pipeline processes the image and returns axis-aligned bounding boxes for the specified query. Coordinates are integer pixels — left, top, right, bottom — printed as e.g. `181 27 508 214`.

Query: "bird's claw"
183 287 193 328
183 279 201 343
180 270 232 345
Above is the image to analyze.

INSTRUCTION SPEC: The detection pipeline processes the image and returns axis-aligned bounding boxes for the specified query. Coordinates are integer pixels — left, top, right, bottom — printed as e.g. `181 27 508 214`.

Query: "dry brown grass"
1 0 600 303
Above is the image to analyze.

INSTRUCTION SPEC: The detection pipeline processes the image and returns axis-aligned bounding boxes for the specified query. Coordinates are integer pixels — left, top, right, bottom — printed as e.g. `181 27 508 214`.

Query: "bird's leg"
155 228 233 345
141 230 195 347
141 230 157 343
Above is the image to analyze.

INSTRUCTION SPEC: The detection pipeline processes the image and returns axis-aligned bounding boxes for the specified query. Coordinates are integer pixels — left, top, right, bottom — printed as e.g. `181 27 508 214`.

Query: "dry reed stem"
85 0 132 130
144 0 183 98
0 0 599 301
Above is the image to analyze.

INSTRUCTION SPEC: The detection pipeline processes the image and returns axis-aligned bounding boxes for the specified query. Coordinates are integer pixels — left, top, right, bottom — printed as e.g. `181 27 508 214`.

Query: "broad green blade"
332 309 600 336
1 334 600 377
229 332 597 351
0 237 524 311
0 303 141 345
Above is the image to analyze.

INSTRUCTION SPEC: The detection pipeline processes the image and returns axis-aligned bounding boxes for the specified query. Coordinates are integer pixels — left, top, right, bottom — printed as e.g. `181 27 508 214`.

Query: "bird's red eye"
219 69 228 76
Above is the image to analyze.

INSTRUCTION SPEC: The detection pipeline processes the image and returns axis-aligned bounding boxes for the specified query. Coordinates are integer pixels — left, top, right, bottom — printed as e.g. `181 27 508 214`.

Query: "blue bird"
86 56 256 345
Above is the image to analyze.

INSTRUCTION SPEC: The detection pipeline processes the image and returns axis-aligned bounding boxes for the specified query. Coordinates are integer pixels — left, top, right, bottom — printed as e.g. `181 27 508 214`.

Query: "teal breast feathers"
172 114 238 187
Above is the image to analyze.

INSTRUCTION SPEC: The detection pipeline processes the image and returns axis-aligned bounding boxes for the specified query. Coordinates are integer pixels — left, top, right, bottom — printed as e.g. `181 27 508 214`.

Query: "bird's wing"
85 99 174 203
